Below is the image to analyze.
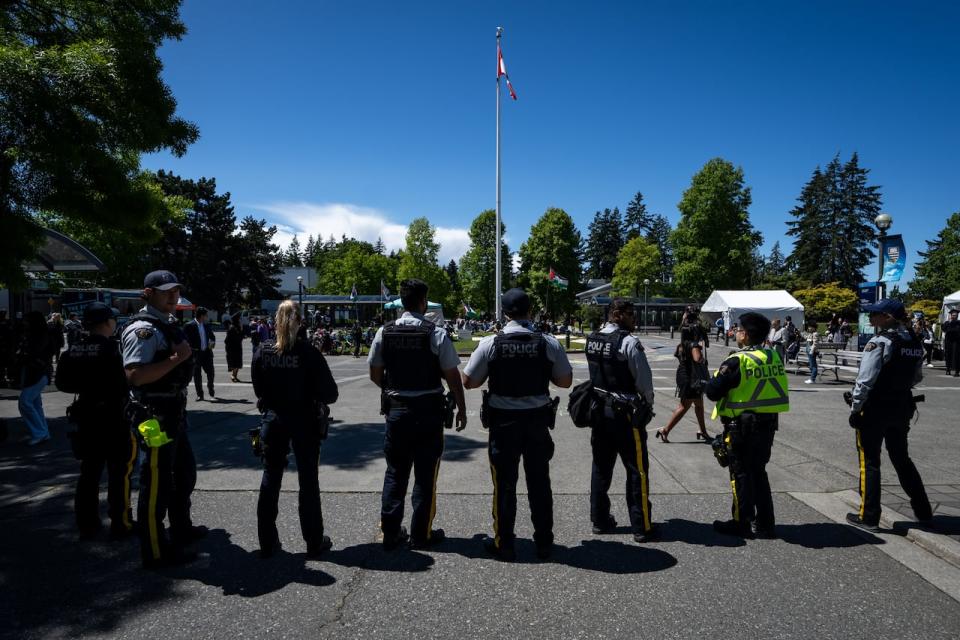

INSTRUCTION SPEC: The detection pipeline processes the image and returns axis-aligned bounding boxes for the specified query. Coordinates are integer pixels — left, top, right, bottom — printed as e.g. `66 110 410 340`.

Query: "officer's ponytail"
274 300 301 353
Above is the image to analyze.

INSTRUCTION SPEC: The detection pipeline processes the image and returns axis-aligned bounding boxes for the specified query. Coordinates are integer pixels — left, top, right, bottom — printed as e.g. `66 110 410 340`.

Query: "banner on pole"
880 234 906 282
857 282 878 306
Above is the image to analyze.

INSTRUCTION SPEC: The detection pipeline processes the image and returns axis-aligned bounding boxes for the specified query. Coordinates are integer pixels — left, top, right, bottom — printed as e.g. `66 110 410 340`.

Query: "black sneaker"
535 542 553 560
751 523 778 539
483 537 516 562
306 535 333 558
845 512 880 533
410 528 445 549
713 519 754 538
171 525 209 546
382 526 409 551
259 540 282 559
208 388 215 398
633 525 661 543
592 517 617 534
196 393 204 402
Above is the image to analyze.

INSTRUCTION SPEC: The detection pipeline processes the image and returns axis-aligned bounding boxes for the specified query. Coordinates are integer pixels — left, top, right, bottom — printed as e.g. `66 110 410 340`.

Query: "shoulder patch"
864 342 877 352
135 328 155 340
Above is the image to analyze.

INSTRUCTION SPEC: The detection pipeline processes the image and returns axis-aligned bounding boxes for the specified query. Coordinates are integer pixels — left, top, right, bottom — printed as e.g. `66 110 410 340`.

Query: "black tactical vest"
586 330 635 393
254 339 310 416
128 313 194 394
488 332 552 397
869 329 923 409
382 322 442 392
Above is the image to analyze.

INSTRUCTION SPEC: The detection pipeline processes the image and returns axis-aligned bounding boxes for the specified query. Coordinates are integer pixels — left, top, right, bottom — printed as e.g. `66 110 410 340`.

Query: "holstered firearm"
442 391 456 429
480 390 490 430
315 400 330 440
380 390 389 416
548 396 560 430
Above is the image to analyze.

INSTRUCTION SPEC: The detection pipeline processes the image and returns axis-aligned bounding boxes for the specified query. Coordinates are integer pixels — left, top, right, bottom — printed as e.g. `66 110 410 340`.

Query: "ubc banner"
880 234 906 282
857 282 878 306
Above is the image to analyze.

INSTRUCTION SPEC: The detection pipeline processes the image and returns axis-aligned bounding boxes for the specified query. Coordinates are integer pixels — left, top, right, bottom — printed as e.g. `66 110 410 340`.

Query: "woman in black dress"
224 318 244 382
655 323 712 443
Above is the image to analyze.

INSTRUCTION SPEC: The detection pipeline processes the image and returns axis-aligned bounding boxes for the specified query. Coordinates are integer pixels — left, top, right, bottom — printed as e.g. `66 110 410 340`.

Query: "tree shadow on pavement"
659 518 748 547
323 542 435 572
167 528 336 597
777 522 882 548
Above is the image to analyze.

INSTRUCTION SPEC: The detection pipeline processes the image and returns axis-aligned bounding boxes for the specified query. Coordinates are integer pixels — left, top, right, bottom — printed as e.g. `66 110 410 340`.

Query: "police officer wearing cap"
122 270 204 568
462 288 573 561
55 303 136 539
845 299 932 532
586 297 659 543
368 279 467 550
705 312 788 538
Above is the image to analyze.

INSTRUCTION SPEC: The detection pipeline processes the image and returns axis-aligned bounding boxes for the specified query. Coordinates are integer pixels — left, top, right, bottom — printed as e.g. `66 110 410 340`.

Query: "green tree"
316 242 396 296
585 207 623 280
646 214 674 285
518 208 582 319
397 217 451 313
459 210 511 314
671 158 762 298
0 0 198 287
624 191 654 240
283 235 304 267
909 212 960 302
227 217 283 306
610 237 660 297
792 282 858 320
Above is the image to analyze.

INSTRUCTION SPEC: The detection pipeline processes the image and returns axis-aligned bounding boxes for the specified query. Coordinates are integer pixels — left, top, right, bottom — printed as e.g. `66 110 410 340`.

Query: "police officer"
586 297 658 543
252 300 339 558
122 270 204 568
368 279 467 550
55 303 136 539
462 288 573 561
845 299 932 532
705 312 788 538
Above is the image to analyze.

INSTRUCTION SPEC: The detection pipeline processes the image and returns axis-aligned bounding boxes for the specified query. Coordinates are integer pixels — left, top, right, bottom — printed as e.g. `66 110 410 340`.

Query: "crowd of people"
0 271 951 569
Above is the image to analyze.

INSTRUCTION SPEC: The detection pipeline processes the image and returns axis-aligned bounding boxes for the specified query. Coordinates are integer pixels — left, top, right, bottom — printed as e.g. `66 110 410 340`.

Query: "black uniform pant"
725 422 776 528
590 414 653 534
855 421 931 525
380 395 444 543
945 336 960 373
137 423 197 562
487 409 555 550
193 349 215 396
75 423 137 534
257 414 324 549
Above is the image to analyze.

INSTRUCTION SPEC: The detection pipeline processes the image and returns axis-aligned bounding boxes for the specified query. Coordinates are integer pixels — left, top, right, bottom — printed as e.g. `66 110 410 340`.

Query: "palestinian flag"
462 302 478 319
547 267 568 290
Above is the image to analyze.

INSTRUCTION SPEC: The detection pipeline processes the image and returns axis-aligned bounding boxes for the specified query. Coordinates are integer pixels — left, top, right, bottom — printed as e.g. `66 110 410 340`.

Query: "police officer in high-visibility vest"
368 279 467 550
706 312 788 538
586 297 658 543
462 288 573 561
122 270 205 568
55 303 137 539
845 299 932 532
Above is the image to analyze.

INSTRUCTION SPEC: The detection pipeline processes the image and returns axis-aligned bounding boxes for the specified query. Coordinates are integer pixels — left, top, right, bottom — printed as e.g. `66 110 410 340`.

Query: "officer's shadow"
166 528 336 597
438 534 678 573
322 542 435 573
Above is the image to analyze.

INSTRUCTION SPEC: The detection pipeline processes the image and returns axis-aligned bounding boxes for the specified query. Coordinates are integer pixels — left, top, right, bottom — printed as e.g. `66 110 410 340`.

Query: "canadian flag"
497 44 518 100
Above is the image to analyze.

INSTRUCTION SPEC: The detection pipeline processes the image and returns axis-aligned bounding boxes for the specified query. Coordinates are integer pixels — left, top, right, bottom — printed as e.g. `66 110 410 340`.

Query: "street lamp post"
874 213 892 301
643 278 650 334
297 275 304 311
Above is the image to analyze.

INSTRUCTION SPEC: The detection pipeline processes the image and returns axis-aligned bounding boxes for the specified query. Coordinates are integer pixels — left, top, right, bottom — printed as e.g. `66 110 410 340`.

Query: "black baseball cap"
862 299 907 319
144 270 183 291
83 302 118 326
501 288 531 316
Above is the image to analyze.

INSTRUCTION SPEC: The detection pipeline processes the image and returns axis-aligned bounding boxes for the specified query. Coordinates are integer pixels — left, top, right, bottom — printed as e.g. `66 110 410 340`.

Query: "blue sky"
143 0 959 286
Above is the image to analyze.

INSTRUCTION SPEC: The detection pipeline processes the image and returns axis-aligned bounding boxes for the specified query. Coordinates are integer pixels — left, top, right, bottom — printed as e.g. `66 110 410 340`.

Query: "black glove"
848 412 863 429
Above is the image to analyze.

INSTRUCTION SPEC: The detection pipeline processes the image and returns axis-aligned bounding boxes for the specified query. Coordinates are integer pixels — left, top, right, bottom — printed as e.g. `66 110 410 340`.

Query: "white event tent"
942 290 960 321
701 290 805 330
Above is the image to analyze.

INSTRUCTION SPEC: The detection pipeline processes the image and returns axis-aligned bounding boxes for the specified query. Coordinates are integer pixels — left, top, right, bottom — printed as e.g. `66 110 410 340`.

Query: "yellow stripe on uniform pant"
122 430 138 530
632 427 652 532
426 438 444 541
725 433 740 522
488 453 500 547
856 429 867 519
148 447 161 560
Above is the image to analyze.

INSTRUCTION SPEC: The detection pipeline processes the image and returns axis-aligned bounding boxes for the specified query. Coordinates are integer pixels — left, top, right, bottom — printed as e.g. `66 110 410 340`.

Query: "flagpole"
495 26 503 322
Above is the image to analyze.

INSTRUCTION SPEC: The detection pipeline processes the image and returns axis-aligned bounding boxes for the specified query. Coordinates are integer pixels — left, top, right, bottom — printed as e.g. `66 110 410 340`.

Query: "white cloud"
251 201 470 264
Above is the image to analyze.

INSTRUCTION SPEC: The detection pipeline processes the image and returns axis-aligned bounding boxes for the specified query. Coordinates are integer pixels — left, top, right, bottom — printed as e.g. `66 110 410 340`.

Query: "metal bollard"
670 326 674 340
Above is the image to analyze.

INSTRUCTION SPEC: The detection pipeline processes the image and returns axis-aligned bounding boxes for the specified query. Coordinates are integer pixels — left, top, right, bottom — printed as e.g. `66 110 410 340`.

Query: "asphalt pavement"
2 331 959 639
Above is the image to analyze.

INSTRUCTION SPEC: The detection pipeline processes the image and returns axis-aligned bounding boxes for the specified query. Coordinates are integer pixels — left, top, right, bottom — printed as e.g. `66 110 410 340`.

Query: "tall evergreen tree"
910 212 960 301
786 166 832 283
284 235 304 267
585 208 624 280
624 191 654 240
373 237 386 255
645 215 674 284
304 235 317 265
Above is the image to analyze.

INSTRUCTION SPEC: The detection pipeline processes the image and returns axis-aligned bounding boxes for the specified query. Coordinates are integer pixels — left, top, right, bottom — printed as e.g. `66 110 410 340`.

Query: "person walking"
943 309 960 376
252 300 339 558
367 279 467 550
656 323 712 443
585 298 658 543
16 311 52 445
706 312 789 539
224 318 244 382
55 303 136 539
845 300 932 532
462 288 573 561
184 307 216 401
803 321 820 383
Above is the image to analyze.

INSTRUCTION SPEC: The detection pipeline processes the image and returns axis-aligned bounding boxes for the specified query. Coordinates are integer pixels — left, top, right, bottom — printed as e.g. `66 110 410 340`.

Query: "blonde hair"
274 300 301 353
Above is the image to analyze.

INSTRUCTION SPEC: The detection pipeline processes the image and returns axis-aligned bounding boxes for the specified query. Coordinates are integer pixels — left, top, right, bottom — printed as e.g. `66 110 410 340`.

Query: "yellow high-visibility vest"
712 348 789 419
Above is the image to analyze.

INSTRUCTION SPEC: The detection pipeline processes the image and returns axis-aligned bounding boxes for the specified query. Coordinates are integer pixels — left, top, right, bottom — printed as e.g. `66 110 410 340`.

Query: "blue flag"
880 234 906 282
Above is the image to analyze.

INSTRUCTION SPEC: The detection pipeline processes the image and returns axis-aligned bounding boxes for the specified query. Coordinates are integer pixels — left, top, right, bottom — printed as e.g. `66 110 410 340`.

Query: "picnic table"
787 342 863 382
